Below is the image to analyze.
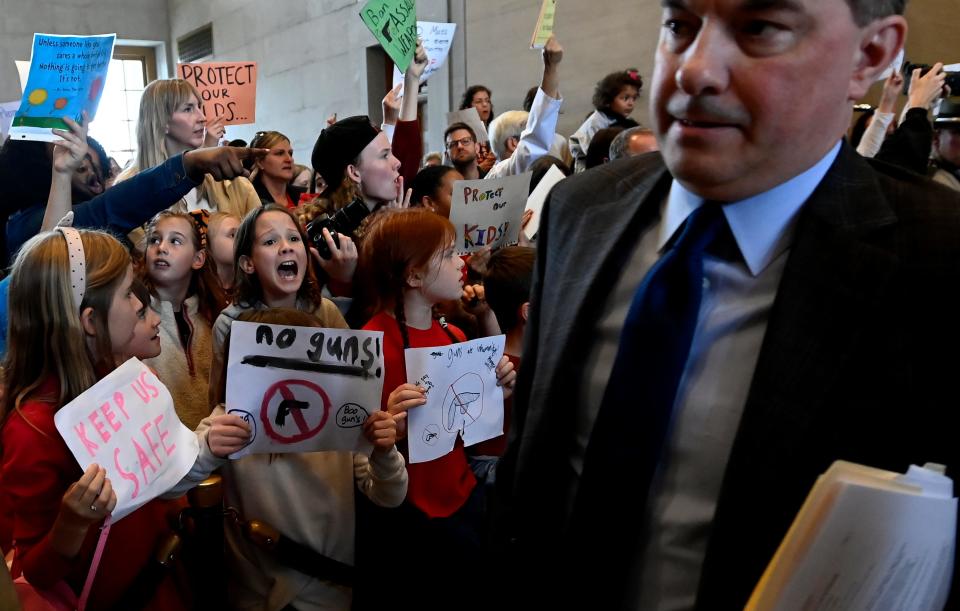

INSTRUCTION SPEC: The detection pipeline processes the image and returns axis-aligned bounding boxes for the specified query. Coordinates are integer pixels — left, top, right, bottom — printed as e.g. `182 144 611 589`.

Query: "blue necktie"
571 201 728 550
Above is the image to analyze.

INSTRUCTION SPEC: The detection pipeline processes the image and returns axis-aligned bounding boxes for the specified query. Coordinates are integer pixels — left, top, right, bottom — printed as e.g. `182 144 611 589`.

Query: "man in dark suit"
498 0 960 609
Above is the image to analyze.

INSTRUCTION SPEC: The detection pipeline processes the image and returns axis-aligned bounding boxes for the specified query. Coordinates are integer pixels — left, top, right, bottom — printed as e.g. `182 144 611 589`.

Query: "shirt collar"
659 141 842 276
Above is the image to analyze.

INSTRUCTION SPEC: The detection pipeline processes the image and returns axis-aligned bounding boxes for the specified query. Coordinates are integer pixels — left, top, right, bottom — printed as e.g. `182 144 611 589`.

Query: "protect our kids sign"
9 33 115 143
54 358 199 522
177 61 258 125
225 322 386 458
449 172 531 255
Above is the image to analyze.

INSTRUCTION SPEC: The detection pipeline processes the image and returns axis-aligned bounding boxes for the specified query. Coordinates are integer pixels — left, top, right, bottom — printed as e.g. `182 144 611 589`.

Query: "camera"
902 63 960 96
306 197 370 259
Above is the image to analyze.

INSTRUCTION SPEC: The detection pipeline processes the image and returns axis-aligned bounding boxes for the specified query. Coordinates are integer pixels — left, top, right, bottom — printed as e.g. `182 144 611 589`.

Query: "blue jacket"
0 154 200 357
5 153 199 259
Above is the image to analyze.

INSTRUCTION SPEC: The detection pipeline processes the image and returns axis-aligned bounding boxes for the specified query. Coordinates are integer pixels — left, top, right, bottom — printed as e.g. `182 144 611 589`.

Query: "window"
88 46 156 169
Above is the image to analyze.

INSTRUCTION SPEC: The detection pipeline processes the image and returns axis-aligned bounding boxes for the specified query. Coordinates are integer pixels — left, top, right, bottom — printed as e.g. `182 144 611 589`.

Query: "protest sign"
405 335 506 464
391 21 457 89
177 61 257 125
9 33 115 143
523 164 566 240
360 0 417 73
225 321 386 458
445 106 489 145
449 172 531 255
54 358 199 522
15 60 30 94
530 0 557 49
0 101 19 143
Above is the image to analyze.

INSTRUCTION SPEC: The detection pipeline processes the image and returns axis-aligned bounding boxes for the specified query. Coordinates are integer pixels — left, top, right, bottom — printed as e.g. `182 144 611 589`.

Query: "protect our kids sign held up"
225 322 386 458
449 172 532 255
54 358 199 522
177 61 258 125
9 33 115 142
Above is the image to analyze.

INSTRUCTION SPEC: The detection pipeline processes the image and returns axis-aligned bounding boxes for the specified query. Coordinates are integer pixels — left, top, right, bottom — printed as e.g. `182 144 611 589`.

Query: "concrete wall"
0 0 170 103
167 0 450 164
6 0 959 164
452 0 660 139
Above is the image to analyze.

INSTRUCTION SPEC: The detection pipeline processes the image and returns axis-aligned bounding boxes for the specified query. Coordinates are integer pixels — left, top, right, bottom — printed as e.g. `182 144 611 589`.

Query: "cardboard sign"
177 61 257 125
9 33 115 142
405 335 506 464
360 0 417 73
225 321 386 458
391 21 457 88
445 106 489 145
449 172 531 255
530 0 557 49
0 101 19 143
523 164 566 240
54 358 199 522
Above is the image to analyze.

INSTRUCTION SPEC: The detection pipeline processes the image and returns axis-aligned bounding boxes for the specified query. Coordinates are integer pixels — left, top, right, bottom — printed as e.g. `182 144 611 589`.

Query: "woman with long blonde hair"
116 79 260 230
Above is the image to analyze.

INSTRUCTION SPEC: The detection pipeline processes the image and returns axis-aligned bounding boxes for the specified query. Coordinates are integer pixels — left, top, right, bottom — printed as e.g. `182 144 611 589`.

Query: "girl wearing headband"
1 228 248 609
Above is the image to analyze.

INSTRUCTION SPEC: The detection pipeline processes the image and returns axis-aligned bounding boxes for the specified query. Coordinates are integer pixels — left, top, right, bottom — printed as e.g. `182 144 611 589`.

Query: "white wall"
166 0 662 165
167 0 451 166
0 0 170 103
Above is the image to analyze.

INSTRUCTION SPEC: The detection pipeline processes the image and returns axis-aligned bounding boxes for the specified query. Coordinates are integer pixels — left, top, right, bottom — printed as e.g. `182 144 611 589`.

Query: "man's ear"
80 306 97 337
346 163 362 185
238 254 255 275
520 301 530 323
192 248 207 271
849 15 907 101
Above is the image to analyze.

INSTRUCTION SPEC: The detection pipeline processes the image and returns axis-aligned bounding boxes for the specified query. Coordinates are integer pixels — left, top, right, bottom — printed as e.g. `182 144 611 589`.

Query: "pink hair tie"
55 225 86 309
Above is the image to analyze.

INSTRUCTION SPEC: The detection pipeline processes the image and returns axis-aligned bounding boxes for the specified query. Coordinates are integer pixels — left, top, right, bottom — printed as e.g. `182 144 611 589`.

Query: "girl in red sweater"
357 209 515 608
1 229 247 610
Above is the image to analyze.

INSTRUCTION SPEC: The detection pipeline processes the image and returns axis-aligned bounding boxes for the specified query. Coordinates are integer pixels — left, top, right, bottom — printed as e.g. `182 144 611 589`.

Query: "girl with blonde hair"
1 228 249 609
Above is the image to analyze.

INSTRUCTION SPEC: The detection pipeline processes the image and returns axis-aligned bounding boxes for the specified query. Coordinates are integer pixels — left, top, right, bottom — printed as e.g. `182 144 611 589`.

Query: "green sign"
359 0 417 73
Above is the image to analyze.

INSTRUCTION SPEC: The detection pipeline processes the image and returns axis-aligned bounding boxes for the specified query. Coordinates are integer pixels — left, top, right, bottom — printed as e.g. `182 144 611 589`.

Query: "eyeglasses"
446 136 475 149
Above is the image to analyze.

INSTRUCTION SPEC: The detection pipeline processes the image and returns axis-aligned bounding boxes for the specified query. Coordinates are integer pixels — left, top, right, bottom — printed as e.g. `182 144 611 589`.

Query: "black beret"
311 116 379 187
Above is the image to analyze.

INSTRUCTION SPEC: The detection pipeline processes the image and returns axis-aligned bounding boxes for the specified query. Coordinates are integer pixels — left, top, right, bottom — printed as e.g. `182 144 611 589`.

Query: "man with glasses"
444 123 482 180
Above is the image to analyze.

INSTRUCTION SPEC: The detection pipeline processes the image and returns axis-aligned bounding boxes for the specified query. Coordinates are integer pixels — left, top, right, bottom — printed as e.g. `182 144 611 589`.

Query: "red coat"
1 377 186 610
363 311 475 518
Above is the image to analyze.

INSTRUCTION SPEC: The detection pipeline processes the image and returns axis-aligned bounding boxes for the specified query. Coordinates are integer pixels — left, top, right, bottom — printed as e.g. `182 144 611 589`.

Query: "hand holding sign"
204 114 227 147
386 383 426 440
363 410 406 451
50 112 89 176
60 464 116 527
206 412 252 456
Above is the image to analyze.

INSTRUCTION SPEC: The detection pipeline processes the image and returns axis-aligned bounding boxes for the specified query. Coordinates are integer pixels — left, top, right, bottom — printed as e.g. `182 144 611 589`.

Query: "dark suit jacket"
498 142 960 609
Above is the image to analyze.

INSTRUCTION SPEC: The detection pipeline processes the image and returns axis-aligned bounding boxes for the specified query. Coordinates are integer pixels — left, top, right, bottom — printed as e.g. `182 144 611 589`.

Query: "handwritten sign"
360 0 417 73
449 172 531 255
445 106 489 145
177 61 257 125
15 60 30 94
523 164 566 240
53 358 199 522
530 0 557 49
405 335 506 464
225 321 385 458
391 21 456 89
9 33 115 143
0 101 19 143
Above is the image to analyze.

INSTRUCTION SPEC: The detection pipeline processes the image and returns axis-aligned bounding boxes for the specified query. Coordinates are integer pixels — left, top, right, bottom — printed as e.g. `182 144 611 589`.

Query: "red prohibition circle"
260 379 331 443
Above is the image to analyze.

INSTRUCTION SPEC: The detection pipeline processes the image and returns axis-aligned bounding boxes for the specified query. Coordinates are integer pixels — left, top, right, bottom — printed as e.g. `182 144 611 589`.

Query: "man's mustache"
666 96 749 126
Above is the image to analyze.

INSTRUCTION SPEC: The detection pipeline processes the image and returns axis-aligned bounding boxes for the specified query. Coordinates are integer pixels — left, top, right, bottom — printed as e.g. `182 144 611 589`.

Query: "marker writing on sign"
71 371 177 499
255 325 383 378
463 222 511 249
